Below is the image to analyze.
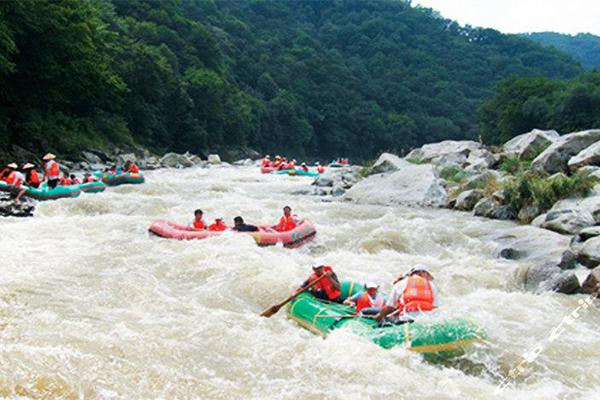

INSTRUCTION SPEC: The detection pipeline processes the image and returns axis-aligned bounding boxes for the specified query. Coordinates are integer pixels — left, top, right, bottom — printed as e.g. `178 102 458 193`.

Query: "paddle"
260 274 327 317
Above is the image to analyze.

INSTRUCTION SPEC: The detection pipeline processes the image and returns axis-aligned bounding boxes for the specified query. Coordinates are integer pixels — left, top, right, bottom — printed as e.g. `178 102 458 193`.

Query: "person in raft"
300 162 309 172
275 206 297 232
231 216 258 232
261 155 272 167
42 153 60 189
343 280 386 315
82 172 96 183
316 162 325 174
124 160 140 174
375 265 438 323
0 162 16 181
59 171 72 186
190 209 206 230
3 163 24 188
23 163 40 188
209 218 227 231
301 262 342 303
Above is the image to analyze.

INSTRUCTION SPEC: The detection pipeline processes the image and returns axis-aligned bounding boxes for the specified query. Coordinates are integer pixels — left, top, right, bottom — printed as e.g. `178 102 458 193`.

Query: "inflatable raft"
79 181 107 193
287 281 485 362
0 181 81 201
149 219 316 249
93 171 145 186
273 168 319 177
261 166 275 174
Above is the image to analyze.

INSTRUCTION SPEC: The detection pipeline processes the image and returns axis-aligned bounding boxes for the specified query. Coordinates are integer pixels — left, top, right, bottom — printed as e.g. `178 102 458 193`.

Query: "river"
0 165 598 399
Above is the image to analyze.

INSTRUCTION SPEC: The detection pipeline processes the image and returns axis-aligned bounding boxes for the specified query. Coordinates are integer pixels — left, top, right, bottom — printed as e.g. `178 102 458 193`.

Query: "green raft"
286 281 485 362
93 171 145 186
274 168 319 177
0 181 81 201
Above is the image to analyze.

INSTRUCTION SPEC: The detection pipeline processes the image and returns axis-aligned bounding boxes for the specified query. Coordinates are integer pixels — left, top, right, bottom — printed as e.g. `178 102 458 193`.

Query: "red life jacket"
72 177 81 184
209 221 227 231
261 159 271 167
28 170 40 185
277 215 296 232
301 165 308 172
0 168 9 181
6 171 23 186
309 266 341 300
85 176 96 183
399 276 434 313
317 166 325 174
60 178 72 186
355 291 385 314
44 160 60 179
127 163 140 174
192 219 206 230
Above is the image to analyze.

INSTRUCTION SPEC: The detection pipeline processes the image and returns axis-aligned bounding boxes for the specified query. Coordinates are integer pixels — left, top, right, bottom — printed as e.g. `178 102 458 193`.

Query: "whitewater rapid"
0 165 598 399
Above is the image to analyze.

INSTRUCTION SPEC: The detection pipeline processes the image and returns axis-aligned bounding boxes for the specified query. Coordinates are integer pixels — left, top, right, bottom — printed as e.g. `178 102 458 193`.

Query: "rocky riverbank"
334 129 600 296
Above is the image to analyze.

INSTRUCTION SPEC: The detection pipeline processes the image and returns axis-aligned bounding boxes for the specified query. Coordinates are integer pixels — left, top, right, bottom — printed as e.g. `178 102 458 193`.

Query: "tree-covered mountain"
0 0 584 161
524 32 600 71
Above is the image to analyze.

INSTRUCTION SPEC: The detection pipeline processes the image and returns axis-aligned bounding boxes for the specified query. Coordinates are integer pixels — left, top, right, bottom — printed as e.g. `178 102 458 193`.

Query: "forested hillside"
525 32 600 71
0 0 583 161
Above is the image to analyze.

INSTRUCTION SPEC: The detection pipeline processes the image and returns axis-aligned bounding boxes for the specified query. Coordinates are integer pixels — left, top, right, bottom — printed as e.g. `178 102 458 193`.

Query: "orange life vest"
0 168 9 181
6 171 23 186
209 221 227 231
28 170 40 185
399 276 434 313
44 160 60 180
277 215 296 232
60 177 72 186
127 163 140 174
355 291 385 314
309 266 341 300
192 219 206 230
85 176 96 183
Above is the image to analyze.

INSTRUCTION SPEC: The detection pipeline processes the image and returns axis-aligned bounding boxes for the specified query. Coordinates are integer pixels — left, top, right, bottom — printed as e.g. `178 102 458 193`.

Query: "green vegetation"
480 72 600 144
0 0 583 162
439 166 469 183
503 172 598 213
498 156 531 175
524 32 600 70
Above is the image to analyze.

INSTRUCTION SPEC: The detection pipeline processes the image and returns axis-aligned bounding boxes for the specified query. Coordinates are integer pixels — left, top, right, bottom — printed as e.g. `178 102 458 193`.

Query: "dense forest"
480 71 600 145
524 32 600 71
0 0 584 161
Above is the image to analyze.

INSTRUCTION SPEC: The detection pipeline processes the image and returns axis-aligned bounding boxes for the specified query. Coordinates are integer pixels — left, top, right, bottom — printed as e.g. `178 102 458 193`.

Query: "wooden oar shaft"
260 274 327 317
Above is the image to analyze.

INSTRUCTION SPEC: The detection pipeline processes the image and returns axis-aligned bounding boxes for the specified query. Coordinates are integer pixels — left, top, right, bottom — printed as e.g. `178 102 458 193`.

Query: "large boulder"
116 153 137 165
465 148 496 170
81 151 103 165
540 209 595 234
524 263 581 294
371 153 410 174
207 154 221 164
502 129 559 160
549 186 600 223
568 141 600 171
576 236 600 268
473 197 517 220
344 163 448 207
581 266 600 294
0 194 35 217
431 152 467 169
160 152 194 168
454 189 485 211
531 129 600 174
405 140 481 164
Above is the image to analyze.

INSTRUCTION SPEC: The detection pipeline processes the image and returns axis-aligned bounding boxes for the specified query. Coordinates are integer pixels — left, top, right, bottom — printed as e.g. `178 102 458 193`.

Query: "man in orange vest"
42 153 60 189
301 262 342 303
190 209 206 230
1 163 17 182
375 265 438 323
275 206 297 232
343 280 386 315
124 160 140 174
5 163 24 187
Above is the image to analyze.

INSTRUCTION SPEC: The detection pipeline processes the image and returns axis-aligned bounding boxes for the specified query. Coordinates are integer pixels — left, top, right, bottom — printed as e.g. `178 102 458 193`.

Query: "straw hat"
7 163 18 169
22 163 34 169
42 153 56 160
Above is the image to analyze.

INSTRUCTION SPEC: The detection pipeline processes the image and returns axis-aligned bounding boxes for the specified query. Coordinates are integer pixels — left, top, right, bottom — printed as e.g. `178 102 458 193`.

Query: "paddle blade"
260 304 281 318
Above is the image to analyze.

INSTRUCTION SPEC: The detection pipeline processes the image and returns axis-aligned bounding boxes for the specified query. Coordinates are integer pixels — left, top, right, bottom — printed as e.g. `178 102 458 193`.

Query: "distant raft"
93 171 145 186
148 219 316 249
287 281 485 362
261 166 275 174
0 181 80 201
79 181 107 193
273 168 319 177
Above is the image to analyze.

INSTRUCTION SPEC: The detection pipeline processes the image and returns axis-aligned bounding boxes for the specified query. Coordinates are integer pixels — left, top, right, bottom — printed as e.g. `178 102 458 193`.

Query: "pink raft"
148 220 316 249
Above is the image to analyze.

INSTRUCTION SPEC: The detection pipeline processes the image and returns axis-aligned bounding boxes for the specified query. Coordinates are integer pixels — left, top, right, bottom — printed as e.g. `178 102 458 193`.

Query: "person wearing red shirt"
275 206 297 232
1 163 17 182
23 163 40 188
190 209 206 230
301 262 342 303
208 218 227 231
42 153 60 189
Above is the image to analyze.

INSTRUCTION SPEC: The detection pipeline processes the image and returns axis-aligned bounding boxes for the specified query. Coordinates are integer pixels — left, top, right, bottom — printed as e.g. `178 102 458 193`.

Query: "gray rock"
233 158 254 166
532 129 600 174
312 187 331 196
189 155 204 165
313 176 335 187
473 197 516 220
558 249 578 270
568 141 600 171
550 185 600 223
577 236 600 268
160 152 194 168
548 271 581 294
531 213 547 227
454 189 485 211
575 165 600 176
81 151 102 165
0 194 35 217
344 163 448 207
406 140 481 164
431 152 467 169
116 153 137 164
465 148 496 170
331 185 346 197
524 263 580 294
207 154 221 164
371 153 410 174
498 248 523 260
581 266 600 294
541 209 595 234
487 226 569 266
464 170 501 190
518 205 541 224
503 129 559 160
575 226 600 242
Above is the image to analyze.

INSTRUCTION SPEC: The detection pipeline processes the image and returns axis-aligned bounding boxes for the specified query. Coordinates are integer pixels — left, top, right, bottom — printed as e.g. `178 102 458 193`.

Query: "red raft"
260 166 275 174
148 220 316 249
